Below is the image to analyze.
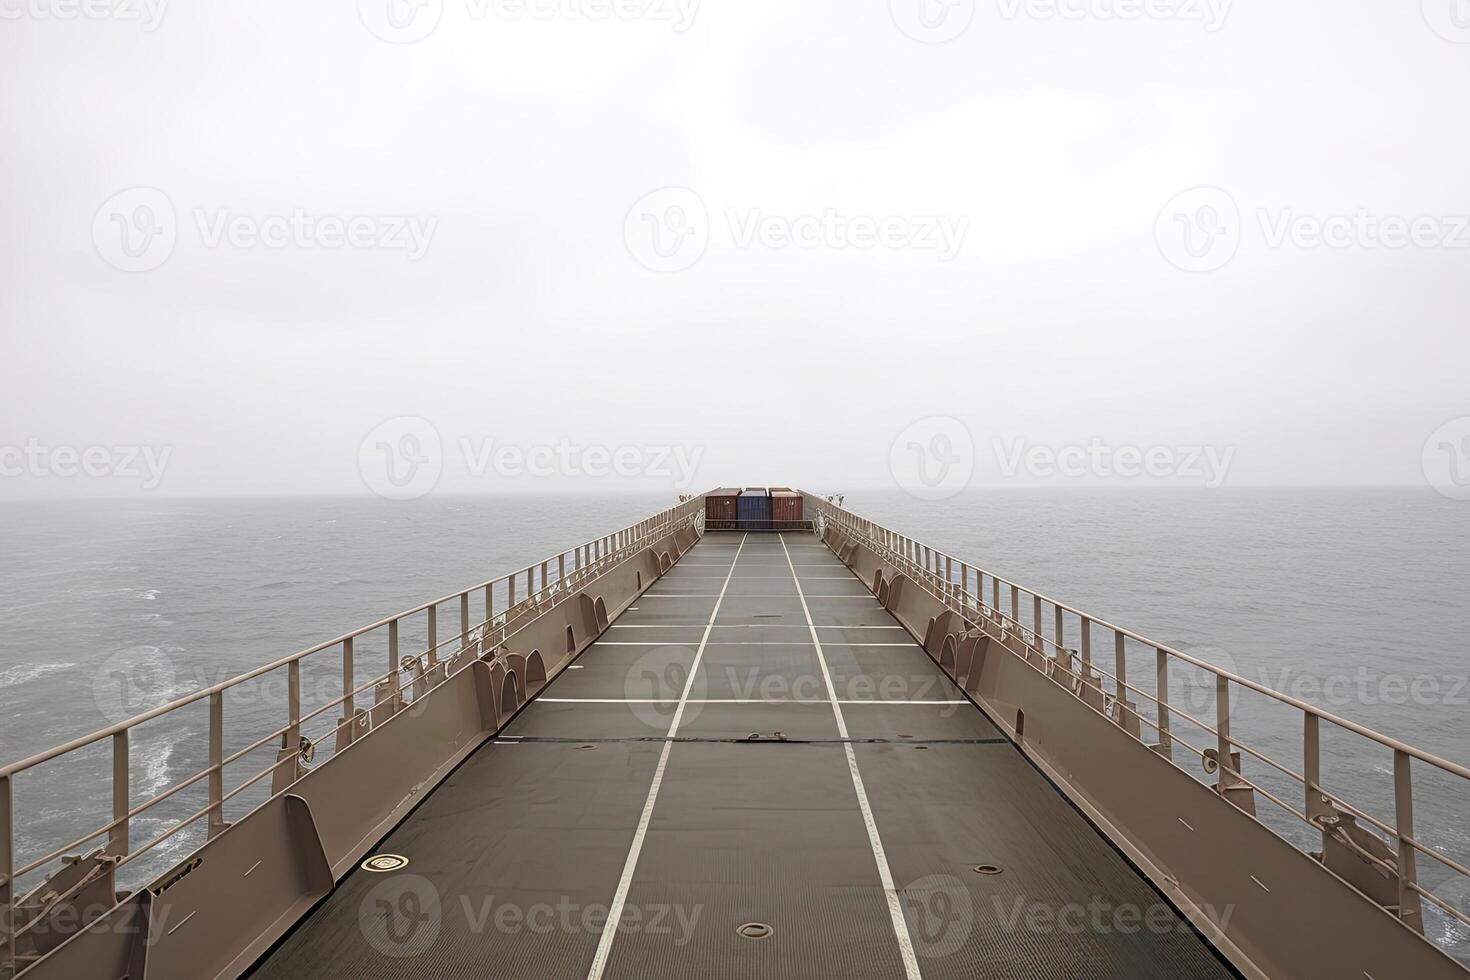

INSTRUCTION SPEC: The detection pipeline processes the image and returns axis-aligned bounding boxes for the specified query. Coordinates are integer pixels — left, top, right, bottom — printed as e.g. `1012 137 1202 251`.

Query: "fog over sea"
1 489 1466 959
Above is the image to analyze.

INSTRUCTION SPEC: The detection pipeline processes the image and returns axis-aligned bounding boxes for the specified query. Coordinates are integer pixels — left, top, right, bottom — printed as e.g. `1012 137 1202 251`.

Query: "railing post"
488 581 497 624
508 573 516 609
459 593 470 651
558 555 566 589
287 659 302 751
1394 750 1423 932
1155 648 1173 760
1216 674 1232 792
427 604 438 667
1303 713 1328 823
1010 584 1019 628
111 729 130 856
343 636 355 719
1032 594 1043 654
1055 606 1065 658
208 691 224 838
388 619 400 696
1114 632 1128 700
1 771 12 978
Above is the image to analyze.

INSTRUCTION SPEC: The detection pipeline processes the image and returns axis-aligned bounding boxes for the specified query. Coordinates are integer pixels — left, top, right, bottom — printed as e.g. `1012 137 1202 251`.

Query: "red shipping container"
771 491 802 524
705 489 740 527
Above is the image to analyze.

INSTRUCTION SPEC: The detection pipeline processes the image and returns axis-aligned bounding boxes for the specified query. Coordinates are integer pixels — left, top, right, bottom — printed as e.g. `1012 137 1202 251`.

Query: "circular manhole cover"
737 922 773 940
361 853 409 873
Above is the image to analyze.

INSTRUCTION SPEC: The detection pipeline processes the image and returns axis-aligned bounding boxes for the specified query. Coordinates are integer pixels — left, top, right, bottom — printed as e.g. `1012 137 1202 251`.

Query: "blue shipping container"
737 488 771 527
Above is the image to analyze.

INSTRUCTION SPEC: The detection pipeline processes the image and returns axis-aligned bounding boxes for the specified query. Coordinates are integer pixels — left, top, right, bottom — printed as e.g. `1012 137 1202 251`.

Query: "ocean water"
1 489 1466 959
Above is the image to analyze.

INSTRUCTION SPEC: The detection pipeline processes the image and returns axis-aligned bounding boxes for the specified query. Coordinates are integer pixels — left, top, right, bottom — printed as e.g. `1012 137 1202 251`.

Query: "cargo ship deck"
248 532 1235 979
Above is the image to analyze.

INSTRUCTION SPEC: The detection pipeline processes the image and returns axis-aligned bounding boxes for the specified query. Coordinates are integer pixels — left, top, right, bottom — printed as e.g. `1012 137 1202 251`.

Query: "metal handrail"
813 497 1470 938
0 500 699 780
0 495 706 966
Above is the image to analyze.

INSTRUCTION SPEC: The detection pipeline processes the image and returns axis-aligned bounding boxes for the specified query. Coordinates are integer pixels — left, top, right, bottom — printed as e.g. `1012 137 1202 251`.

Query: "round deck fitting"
361 854 409 873
737 922 773 940
972 864 1003 876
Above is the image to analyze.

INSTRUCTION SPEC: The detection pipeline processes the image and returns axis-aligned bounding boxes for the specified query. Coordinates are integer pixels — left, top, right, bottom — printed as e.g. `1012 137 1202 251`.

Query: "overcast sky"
3 0 1469 500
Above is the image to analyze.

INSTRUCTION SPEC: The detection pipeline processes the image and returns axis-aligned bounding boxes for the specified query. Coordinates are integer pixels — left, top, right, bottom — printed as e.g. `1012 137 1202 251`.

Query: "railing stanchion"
111 730 130 856
1114 632 1128 705
459 593 470 653
288 660 301 750
1080 617 1091 670
1216 674 1231 794
208 692 224 837
427 605 438 667
1304 713 1324 822
1394 750 1423 932
2 772 12 978
388 619 400 697
343 637 355 720
1032 594 1043 655
1155 648 1173 760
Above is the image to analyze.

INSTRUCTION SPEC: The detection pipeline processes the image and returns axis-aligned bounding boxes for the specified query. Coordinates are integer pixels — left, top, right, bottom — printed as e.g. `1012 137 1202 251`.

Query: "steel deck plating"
250 534 1233 979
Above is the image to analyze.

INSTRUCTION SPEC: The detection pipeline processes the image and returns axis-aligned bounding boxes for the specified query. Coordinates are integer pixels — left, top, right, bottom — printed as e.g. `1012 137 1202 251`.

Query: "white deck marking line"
540 697 970 705
779 534 924 980
587 533 748 980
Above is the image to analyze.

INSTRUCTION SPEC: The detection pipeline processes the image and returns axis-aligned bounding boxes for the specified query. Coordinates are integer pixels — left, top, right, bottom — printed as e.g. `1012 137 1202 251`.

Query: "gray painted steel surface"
250 534 1233 979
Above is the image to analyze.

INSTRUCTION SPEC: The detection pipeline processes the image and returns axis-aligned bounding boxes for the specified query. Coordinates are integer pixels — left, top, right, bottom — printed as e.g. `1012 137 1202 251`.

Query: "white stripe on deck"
586 532 747 980
779 534 924 980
